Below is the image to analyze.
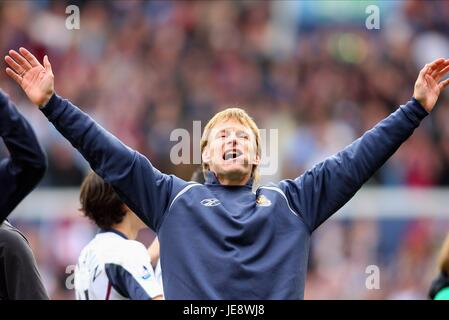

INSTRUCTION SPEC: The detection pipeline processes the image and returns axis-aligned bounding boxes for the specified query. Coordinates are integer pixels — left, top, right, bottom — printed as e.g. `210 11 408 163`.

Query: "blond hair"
438 233 449 273
200 107 261 183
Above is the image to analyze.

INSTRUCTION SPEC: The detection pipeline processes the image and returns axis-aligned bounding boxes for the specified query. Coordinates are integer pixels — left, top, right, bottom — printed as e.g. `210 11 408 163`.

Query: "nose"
225 132 238 147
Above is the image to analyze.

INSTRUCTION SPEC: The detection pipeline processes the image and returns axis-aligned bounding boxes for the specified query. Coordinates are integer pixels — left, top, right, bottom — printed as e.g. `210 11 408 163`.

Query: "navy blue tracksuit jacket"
0 91 47 223
41 93 428 299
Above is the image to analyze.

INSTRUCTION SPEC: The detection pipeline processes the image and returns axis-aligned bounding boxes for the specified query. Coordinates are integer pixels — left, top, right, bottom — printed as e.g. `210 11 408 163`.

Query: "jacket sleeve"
0 91 47 223
40 93 187 231
278 98 429 232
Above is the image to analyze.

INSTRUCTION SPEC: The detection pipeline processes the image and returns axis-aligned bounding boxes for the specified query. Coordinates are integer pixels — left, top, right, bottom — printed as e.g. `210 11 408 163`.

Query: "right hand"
4 47 54 107
413 58 449 113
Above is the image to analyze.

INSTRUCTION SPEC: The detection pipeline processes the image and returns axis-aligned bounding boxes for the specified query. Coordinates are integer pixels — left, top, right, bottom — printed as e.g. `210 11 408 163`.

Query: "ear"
122 204 132 215
252 153 261 166
202 146 211 165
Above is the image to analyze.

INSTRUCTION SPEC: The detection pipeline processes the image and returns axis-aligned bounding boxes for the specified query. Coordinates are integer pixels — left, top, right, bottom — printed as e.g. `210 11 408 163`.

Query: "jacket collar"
204 171 253 188
98 228 128 240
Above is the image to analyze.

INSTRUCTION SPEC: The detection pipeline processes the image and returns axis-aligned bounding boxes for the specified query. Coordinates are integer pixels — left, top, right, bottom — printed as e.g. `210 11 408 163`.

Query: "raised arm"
0 90 47 223
4 48 187 231
278 58 449 232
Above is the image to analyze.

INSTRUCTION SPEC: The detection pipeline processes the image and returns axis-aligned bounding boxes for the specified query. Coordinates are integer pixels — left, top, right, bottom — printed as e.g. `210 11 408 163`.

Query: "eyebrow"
214 128 250 136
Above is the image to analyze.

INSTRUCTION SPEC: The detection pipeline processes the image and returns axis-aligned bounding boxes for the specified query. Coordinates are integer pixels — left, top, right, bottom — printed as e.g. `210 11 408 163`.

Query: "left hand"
413 58 449 113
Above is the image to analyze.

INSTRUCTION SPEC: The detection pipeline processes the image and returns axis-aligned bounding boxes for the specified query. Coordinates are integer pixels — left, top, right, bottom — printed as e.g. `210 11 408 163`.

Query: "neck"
216 171 252 186
111 215 141 240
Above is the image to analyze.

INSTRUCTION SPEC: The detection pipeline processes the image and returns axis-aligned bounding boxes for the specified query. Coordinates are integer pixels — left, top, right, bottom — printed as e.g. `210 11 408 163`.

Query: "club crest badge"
256 195 272 207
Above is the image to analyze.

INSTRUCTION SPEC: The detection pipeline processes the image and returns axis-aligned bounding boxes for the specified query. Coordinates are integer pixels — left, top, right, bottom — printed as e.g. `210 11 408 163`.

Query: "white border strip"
168 183 202 211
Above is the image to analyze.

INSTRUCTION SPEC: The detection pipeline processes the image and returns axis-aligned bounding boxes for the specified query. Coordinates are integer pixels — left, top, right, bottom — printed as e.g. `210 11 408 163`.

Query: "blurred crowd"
1 0 449 299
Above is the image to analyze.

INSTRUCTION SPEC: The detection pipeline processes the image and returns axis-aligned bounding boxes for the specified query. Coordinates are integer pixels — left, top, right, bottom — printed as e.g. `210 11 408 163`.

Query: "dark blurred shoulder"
0 221 30 250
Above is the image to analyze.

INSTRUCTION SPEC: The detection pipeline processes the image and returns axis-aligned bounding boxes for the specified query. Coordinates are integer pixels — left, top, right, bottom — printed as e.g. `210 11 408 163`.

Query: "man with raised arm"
0 89 47 223
5 47 449 299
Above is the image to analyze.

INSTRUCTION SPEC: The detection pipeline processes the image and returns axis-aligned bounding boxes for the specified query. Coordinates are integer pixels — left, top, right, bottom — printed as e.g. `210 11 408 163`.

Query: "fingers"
427 60 444 80
19 47 41 68
43 55 53 74
5 67 22 85
4 55 26 75
419 64 430 77
429 59 445 77
419 59 444 78
8 49 32 71
439 78 449 91
430 59 449 78
436 61 449 81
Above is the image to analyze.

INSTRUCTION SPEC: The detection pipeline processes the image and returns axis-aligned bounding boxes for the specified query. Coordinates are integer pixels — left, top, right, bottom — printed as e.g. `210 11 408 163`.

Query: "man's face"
202 118 260 183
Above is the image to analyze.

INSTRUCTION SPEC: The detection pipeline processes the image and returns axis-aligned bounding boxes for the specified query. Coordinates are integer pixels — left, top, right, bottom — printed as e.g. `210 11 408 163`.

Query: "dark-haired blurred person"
429 233 449 300
74 172 163 300
0 89 48 300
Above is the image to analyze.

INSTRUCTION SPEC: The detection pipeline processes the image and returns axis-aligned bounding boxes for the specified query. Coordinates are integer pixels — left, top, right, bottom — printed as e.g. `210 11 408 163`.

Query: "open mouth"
223 149 243 161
